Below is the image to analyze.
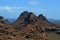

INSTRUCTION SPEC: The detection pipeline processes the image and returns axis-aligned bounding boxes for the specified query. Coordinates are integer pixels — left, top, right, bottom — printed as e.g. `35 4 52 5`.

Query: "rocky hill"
0 11 60 40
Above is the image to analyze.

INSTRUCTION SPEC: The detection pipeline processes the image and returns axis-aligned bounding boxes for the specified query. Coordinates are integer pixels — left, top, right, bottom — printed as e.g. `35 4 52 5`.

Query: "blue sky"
0 0 60 20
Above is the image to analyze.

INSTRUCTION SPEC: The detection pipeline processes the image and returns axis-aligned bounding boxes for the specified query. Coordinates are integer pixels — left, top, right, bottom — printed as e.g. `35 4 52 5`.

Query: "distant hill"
7 18 16 23
48 19 60 24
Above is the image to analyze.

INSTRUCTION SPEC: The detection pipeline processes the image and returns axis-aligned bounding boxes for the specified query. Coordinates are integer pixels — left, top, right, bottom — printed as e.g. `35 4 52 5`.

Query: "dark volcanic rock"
25 12 38 24
0 16 4 19
38 14 48 22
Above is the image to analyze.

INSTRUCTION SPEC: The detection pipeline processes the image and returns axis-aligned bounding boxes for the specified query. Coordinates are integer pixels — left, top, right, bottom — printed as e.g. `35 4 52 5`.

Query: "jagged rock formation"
38 14 48 22
0 11 48 40
13 11 60 40
0 11 60 40
13 11 29 30
13 11 48 40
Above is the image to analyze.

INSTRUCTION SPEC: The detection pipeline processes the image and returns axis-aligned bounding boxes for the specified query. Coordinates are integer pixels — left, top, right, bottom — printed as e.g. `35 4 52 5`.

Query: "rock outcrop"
1 11 59 40
13 11 48 40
